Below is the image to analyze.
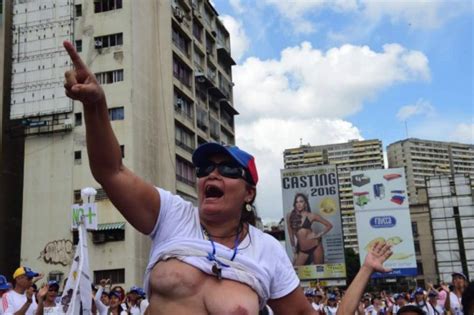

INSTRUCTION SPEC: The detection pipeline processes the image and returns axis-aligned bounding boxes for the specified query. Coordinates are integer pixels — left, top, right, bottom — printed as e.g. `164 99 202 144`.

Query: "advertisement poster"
351 168 417 277
281 165 346 280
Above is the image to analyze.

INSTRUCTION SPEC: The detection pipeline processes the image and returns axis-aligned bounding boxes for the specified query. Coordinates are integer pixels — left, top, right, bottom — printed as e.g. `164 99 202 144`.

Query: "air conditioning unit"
92 232 106 244
64 118 73 129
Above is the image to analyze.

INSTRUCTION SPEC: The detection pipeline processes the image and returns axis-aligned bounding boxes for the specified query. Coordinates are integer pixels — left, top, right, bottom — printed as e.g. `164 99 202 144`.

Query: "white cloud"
233 42 430 123
450 123 474 143
396 99 436 121
235 117 362 220
219 15 250 62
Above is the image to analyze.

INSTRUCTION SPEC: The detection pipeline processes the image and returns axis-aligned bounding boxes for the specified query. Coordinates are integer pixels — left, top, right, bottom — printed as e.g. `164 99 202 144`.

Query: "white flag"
61 218 92 315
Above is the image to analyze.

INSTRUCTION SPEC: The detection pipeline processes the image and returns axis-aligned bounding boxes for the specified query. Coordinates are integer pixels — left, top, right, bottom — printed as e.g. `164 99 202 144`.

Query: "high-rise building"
5 0 237 286
387 138 474 204
283 139 384 251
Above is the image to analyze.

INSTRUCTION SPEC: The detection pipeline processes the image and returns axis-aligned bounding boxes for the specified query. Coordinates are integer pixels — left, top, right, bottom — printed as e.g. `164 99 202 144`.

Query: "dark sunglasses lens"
196 165 215 178
218 165 242 178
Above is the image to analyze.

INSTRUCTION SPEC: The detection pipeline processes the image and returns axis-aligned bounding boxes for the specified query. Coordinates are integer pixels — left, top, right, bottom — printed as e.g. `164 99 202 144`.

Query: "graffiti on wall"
38 239 74 266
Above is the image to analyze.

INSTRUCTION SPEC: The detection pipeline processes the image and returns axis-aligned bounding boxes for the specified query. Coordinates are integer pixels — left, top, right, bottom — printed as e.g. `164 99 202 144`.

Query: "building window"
108 107 124 121
120 145 125 158
75 113 82 126
94 33 123 49
94 269 125 285
75 40 82 53
172 27 190 56
75 4 82 17
196 106 208 132
416 261 424 274
175 124 195 153
192 21 203 43
95 70 124 84
92 223 125 244
174 90 193 120
48 271 64 284
73 190 82 203
414 240 421 255
74 151 82 165
94 0 122 13
176 157 196 186
210 118 219 140
172 57 191 87
412 221 419 237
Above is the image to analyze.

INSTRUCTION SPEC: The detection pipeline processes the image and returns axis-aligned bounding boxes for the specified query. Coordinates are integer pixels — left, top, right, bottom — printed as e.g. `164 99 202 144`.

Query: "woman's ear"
245 185 256 203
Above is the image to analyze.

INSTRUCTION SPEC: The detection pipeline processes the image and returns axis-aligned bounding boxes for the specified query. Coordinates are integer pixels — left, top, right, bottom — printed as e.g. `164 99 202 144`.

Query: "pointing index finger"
63 40 87 70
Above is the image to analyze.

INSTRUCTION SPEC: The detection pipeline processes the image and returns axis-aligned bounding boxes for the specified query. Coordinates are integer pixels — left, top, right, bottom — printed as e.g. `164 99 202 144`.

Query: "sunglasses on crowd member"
196 162 247 180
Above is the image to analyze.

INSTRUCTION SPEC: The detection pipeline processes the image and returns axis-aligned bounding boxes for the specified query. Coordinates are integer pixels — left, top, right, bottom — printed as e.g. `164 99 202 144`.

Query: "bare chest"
149 259 259 315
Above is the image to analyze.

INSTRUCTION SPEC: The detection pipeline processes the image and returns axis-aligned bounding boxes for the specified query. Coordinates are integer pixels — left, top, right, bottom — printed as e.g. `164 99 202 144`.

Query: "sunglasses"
196 163 246 180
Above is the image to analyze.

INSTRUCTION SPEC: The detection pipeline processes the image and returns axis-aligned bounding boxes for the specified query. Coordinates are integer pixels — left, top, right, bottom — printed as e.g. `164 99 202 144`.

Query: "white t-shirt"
144 188 300 308
139 299 149 315
43 305 65 314
311 302 323 311
2 290 37 315
324 305 338 315
0 296 3 315
449 292 463 315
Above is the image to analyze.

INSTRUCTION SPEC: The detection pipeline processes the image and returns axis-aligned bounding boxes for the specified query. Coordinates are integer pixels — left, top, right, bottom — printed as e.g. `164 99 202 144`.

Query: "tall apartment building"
283 139 384 251
5 0 237 286
387 138 474 204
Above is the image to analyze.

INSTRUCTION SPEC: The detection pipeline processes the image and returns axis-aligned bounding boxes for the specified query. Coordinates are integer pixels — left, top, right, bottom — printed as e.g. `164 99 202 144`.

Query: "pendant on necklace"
212 263 222 280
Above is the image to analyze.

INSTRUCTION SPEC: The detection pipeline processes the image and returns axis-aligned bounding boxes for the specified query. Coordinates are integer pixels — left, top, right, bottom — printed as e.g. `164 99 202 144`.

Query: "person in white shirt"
125 287 141 315
2 267 39 315
445 272 467 315
324 294 338 315
36 281 64 315
0 275 11 315
428 290 444 315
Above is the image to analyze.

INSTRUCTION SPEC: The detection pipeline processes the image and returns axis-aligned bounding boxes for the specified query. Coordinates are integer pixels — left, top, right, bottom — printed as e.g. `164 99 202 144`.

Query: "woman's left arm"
312 214 333 237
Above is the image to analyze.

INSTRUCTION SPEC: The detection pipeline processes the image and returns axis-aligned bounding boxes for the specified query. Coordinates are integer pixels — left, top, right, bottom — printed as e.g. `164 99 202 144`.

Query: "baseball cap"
414 287 424 295
48 280 60 290
0 275 9 290
328 293 337 300
315 291 323 297
451 272 467 280
128 286 140 294
109 290 122 298
428 290 438 298
192 143 258 185
13 267 39 279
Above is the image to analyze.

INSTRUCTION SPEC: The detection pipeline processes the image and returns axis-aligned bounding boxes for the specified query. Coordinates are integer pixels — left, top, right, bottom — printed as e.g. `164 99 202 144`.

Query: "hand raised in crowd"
363 241 393 273
63 41 105 105
37 284 49 302
33 273 45 284
99 278 111 288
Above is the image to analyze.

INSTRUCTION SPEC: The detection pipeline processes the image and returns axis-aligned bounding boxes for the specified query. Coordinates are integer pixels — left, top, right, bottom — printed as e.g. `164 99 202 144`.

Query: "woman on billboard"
287 193 333 265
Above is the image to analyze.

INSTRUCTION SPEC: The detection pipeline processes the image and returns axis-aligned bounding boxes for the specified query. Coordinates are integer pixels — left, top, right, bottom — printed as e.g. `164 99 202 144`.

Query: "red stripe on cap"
247 157 258 185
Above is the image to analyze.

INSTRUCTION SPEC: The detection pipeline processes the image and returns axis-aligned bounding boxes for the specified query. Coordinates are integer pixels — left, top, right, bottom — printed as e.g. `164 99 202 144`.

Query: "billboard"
351 168 417 277
281 165 346 280
10 0 73 119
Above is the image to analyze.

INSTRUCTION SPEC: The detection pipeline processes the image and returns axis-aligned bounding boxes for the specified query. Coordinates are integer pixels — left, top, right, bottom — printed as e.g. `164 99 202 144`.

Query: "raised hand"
37 284 49 301
63 41 105 105
362 241 393 273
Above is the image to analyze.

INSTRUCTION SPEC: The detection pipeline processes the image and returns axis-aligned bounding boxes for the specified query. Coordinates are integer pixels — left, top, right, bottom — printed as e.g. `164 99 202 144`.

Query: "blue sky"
212 0 473 222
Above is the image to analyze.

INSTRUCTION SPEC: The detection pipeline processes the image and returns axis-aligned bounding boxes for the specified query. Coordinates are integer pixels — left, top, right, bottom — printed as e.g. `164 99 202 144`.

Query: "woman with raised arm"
63 41 317 315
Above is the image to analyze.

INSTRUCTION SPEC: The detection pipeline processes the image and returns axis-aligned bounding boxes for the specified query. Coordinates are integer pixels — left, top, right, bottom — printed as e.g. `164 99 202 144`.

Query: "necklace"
202 223 242 280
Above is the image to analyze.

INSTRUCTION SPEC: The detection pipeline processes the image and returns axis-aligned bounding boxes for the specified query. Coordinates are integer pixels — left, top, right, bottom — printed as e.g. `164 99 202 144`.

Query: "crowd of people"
0 267 149 315
299 271 473 315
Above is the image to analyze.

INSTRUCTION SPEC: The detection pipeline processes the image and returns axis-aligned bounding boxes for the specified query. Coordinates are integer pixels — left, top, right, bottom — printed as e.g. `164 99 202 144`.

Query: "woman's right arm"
286 212 296 248
63 41 159 235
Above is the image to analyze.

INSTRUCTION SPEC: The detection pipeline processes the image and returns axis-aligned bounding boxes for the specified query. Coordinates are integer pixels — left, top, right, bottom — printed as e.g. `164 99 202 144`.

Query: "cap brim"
192 143 243 168
25 272 39 278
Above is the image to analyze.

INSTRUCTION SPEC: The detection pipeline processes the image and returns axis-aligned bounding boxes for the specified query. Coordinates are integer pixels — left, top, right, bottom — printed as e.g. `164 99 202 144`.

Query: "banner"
351 168 417 277
72 203 97 230
61 218 92 314
281 165 346 280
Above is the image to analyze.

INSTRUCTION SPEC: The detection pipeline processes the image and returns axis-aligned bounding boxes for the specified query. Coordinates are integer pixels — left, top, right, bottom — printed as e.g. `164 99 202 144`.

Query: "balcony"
217 44 236 66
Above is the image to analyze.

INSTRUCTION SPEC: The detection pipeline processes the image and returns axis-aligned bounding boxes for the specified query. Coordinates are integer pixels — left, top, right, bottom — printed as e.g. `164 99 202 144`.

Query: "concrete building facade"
387 138 474 204
283 139 384 251
5 0 237 287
